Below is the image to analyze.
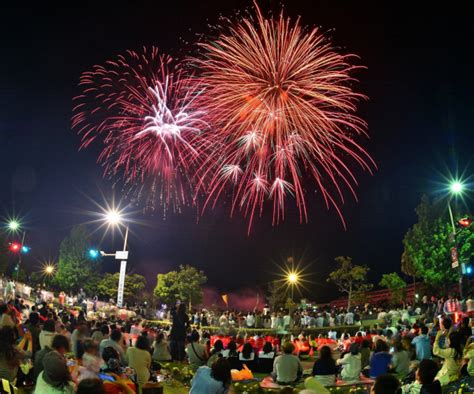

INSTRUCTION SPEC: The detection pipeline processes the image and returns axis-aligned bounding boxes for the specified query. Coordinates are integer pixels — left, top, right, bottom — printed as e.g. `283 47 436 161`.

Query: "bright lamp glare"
8 220 20 231
105 210 122 225
88 249 99 259
45 265 54 275
450 181 463 194
288 273 298 284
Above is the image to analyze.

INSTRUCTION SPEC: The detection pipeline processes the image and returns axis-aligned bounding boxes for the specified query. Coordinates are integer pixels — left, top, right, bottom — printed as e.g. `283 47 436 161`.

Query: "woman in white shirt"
433 330 462 385
337 343 361 381
39 319 56 349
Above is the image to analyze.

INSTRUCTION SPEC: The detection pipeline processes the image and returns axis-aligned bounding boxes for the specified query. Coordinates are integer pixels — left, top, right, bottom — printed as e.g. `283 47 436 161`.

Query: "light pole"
287 272 299 301
447 180 464 298
98 209 130 308
6 219 27 281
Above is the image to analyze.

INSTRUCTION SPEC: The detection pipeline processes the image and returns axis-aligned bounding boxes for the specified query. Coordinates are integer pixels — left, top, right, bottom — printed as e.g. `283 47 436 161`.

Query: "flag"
221 294 228 306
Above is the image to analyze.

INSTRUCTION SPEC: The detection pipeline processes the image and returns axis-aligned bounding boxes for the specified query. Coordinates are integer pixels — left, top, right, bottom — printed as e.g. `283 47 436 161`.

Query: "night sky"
1 1 473 302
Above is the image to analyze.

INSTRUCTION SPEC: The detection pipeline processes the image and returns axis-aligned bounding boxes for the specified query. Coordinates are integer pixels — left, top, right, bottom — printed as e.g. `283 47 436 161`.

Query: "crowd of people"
0 275 474 393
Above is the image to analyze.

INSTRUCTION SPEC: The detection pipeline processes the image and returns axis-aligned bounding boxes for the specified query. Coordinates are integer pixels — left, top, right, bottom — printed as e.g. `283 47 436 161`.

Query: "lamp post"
448 180 464 298
287 272 299 301
6 220 27 281
99 209 130 308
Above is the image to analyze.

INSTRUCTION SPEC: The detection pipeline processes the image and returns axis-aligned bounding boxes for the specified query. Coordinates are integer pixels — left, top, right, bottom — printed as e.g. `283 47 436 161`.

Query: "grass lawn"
159 362 371 394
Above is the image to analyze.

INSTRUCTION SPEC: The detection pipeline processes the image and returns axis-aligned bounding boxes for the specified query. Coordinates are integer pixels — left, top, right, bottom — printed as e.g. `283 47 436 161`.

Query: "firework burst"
72 47 209 214
191 5 375 231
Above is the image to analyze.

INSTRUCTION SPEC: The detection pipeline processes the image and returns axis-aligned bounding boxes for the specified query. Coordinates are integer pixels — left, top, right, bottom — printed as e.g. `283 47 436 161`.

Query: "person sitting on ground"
125 335 151 387
391 339 410 378
432 330 462 385
239 342 255 369
370 340 392 378
186 330 208 369
463 336 474 377
360 339 371 371
152 331 172 362
39 319 56 350
0 305 15 329
190 357 231 394
311 345 337 386
337 343 362 381
412 326 432 361
76 378 106 394
256 342 275 373
100 329 126 364
371 373 401 394
207 339 224 367
272 341 303 385
0 326 32 383
79 339 102 382
71 323 88 359
401 359 441 394
221 340 238 359
35 350 75 394
27 312 41 356
91 324 109 344
34 334 70 382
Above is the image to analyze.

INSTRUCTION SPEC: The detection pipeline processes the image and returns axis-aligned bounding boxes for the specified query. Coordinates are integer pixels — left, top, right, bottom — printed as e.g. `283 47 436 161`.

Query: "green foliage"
97 272 146 304
29 271 43 287
284 297 297 314
327 256 372 308
154 265 207 308
54 225 100 293
267 280 286 311
379 272 407 305
401 195 473 287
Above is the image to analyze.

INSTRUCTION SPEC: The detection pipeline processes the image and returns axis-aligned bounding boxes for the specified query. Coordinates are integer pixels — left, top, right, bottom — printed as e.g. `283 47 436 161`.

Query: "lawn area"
159 361 371 394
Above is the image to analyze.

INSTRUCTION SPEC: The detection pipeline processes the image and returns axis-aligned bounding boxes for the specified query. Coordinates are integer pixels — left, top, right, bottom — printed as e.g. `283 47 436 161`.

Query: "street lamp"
450 181 464 195
447 180 465 298
287 272 299 301
99 208 130 308
4 218 27 280
43 264 55 276
8 220 20 232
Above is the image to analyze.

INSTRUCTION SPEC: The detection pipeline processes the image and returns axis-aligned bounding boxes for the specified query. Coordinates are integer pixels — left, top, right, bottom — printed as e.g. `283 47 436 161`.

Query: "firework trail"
72 47 209 214
190 5 375 231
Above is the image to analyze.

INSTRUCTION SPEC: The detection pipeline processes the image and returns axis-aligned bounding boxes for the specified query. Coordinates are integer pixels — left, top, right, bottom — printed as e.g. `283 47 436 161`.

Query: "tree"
267 280 287 311
401 195 472 288
97 273 146 304
401 250 419 294
55 226 101 293
284 297 297 315
327 256 372 309
154 265 207 309
379 272 407 306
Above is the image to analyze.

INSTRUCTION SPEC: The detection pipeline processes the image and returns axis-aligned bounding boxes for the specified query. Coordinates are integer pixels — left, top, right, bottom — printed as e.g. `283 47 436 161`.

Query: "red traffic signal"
9 242 21 252
458 217 473 228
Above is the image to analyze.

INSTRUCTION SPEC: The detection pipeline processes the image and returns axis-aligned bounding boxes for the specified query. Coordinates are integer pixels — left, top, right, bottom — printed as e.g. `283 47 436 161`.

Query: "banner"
221 294 228 306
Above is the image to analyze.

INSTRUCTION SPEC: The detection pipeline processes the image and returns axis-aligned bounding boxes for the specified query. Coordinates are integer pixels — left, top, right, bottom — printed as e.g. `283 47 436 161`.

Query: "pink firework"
191 5 375 231
72 47 209 213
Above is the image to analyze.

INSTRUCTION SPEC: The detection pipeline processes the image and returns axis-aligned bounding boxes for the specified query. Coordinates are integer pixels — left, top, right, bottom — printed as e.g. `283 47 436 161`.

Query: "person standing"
169 303 189 361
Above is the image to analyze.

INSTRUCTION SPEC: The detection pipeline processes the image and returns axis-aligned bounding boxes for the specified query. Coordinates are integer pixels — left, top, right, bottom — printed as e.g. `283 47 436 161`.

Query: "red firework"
191 5 375 231
72 47 208 213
